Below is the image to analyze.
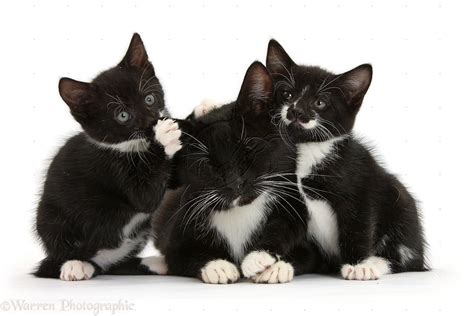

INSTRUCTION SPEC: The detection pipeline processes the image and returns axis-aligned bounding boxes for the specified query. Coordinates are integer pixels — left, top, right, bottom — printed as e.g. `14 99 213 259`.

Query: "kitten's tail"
32 257 62 279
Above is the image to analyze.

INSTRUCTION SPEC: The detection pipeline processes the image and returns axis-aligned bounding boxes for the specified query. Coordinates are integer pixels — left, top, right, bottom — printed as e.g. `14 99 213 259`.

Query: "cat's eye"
315 99 327 110
282 91 293 101
144 94 155 106
116 111 130 123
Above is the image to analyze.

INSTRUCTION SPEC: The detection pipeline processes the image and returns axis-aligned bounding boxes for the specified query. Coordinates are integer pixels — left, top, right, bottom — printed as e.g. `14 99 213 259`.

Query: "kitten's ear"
338 64 373 109
59 78 95 115
236 61 273 115
119 33 149 69
266 39 296 75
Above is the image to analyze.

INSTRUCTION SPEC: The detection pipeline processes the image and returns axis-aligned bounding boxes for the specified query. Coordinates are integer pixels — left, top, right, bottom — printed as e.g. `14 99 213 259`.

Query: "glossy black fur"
266 40 427 274
154 62 309 280
34 34 172 278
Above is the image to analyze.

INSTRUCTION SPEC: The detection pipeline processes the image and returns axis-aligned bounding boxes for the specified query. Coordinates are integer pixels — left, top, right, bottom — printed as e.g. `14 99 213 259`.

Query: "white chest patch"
211 194 270 262
295 137 345 179
92 212 150 269
89 137 150 153
295 137 345 258
305 198 340 257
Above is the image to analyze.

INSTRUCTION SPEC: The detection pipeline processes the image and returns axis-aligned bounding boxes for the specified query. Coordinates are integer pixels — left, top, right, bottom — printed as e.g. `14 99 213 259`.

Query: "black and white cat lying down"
153 62 310 284
34 34 179 280
265 39 428 280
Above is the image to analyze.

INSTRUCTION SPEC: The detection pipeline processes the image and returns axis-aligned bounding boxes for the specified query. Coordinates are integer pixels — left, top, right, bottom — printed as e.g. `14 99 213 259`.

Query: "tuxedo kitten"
266 40 427 280
34 33 179 280
154 62 308 284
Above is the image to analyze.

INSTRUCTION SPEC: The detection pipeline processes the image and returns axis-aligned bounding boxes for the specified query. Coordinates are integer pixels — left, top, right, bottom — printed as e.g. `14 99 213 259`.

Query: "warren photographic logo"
0 299 135 315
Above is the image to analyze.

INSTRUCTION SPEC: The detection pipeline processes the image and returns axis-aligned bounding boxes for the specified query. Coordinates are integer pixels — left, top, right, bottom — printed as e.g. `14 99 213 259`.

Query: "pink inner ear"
130 47 147 68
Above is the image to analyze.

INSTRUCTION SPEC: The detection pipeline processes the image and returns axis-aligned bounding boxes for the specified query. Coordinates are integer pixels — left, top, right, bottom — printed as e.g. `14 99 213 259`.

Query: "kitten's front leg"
154 118 182 158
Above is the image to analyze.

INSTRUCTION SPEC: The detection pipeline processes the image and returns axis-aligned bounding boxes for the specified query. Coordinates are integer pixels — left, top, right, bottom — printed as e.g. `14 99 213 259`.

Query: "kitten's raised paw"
141 256 168 275
200 259 240 284
241 250 276 278
60 260 95 281
154 119 182 158
341 256 391 281
193 99 222 118
253 261 294 284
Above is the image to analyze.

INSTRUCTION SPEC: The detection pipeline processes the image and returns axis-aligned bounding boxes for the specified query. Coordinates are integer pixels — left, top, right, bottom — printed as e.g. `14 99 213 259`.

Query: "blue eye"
116 111 130 123
145 94 155 105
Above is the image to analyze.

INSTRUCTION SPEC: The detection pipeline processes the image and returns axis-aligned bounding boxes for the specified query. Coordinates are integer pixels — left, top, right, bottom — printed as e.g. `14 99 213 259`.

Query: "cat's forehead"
92 66 157 96
293 65 335 90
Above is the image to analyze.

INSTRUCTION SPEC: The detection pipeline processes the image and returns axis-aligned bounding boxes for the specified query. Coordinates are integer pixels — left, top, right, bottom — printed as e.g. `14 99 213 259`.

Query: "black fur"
266 39 427 275
154 62 308 281
34 34 172 279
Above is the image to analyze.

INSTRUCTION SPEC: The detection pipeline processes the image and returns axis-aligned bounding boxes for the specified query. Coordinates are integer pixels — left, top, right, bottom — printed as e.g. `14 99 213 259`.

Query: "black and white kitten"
154 62 308 284
34 34 179 280
266 40 427 280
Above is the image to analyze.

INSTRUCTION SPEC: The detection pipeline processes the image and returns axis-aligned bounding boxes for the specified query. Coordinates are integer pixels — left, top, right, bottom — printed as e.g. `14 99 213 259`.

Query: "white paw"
193 99 223 118
154 119 182 158
341 256 391 281
60 260 95 281
141 256 168 275
253 261 294 284
241 251 276 278
200 259 240 284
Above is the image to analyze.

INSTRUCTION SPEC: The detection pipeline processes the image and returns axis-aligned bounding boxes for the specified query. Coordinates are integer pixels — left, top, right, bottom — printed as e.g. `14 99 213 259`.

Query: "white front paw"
341 257 390 281
193 99 223 118
241 251 276 278
60 260 95 281
253 261 294 284
154 119 182 158
200 259 240 284
141 256 168 275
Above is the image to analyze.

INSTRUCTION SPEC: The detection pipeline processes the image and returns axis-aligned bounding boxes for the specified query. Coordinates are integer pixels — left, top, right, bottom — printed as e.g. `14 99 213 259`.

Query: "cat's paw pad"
141 256 168 275
154 119 182 158
252 261 294 284
200 259 240 284
193 99 222 118
60 260 95 281
341 257 391 281
241 251 276 278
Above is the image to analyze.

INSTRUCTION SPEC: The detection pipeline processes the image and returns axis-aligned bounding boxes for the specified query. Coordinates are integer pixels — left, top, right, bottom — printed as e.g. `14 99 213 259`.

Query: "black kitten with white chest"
154 62 308 284
34 34 180 280
267 40 427 280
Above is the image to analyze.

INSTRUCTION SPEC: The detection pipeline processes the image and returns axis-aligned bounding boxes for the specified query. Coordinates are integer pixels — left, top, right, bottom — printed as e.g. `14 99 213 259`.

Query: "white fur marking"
91 213 150 270
154 119 182 158
241 250 276 278
193 99 223 118
201 259 240 284
399 245 415 266
253 261 294 284
141 256 168 275
280 105 292 125
89 137 150 153
60 260 95 281
306 199 340 257
341 256 391 281
295 137 346 179
211 194 270 262
300 120 318 129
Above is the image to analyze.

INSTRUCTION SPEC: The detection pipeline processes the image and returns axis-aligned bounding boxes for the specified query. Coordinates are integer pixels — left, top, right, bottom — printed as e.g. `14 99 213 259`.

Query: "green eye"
116 111 130 123
145 94 155 105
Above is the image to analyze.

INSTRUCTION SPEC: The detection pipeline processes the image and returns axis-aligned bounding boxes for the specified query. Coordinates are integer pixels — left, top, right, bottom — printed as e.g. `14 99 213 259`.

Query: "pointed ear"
119 33 149 69
236 62 273 115
338 64 373 109
58 78 94 115
266 39 296 75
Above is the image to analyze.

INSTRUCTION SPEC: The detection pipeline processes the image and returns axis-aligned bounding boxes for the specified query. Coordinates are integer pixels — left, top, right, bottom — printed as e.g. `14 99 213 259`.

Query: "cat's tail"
32 257 62 279
105 257 168 276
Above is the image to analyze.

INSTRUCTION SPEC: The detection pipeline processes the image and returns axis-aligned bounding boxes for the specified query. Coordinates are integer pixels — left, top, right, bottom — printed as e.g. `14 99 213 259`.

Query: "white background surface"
0 0 472 315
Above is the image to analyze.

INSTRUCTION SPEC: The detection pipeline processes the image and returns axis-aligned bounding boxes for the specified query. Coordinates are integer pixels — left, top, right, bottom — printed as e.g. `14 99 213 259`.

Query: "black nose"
287 106 307 122
229 177 245 193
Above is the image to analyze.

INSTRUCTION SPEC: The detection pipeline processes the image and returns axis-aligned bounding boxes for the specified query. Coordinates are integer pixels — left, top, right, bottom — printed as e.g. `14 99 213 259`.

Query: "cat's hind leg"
105 256 168 275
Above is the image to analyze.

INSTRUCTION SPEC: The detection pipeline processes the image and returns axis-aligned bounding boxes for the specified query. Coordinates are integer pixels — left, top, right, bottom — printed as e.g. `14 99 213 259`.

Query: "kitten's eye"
315 99 327 110
282 91 293 101
144 94 155 106
116 111 130 123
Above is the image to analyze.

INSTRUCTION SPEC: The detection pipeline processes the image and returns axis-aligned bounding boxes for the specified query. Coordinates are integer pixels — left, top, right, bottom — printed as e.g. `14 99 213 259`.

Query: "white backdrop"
0 0 472 315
